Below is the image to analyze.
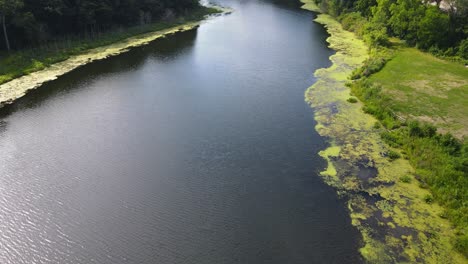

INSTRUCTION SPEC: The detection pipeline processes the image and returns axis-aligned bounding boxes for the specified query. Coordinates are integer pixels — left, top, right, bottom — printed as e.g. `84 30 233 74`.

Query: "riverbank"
300 0 466 263
0 6 228 108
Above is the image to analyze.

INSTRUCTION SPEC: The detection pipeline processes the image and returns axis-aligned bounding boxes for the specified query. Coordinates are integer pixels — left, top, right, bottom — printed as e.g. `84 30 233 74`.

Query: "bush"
424 194 434 204
350 56 387 79
340 12 367 37
399 175 412 183
457 38 468 60
388 150 401 160
347 97 358 103
381 131 402 147
455 234 468 258
364 27 390 48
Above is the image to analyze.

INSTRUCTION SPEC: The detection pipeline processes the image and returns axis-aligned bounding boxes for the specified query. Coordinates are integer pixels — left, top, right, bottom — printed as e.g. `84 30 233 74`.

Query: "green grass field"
369 47 468 138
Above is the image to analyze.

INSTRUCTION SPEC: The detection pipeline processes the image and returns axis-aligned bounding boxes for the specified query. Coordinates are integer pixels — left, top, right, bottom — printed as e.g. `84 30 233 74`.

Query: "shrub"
388 150 401 160
347 97 358 103
457 38 468 60
455 234 468 258
399 175 412 183
340 12 367 37
364 27 390 48
350 56 387 79
381 131 402 147
409 121 423 137
424 194 434 204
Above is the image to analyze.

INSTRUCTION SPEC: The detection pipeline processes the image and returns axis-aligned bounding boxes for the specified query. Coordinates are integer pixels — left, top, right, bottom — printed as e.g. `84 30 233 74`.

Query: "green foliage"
0 0 201 51
456 234 468 257
387 149 401 160
388 0 424 43
350 79 402 129
371 0 394 26
0 0 24 17
408 121 437 138
350 56 387 79
399 175 412 183
458 38 468 60
363 25 390 47
340 12 368 37
0 6 218 84
314 0 467 54
355 0 377 17
347 97 358 103
381 131 403 147
424 194 434 204
417 6 449 49
338 12 390 48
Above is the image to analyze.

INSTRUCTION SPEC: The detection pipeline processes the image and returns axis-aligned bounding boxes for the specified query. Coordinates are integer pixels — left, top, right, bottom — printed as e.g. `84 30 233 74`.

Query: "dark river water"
0 0 362 263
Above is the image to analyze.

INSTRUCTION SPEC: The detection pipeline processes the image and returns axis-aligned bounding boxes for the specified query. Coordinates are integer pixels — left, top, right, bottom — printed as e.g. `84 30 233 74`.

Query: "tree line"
0 0 200 51
313 0 468 59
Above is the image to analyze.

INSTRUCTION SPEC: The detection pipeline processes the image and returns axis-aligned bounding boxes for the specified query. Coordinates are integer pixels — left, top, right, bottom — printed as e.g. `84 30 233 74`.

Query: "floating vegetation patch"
300 0 466 263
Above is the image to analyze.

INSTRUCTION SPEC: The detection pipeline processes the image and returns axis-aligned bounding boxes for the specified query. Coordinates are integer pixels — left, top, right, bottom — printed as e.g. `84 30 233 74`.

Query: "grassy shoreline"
300 0 466 262
0 6 223 107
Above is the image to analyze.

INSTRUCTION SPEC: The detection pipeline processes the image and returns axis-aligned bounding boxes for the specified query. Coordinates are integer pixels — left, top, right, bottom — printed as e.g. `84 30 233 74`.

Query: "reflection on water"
0 0 362 263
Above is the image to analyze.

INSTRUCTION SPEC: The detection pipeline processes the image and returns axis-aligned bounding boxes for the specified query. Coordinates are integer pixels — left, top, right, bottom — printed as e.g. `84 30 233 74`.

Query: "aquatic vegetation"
0 7 226 107
300 0 466 262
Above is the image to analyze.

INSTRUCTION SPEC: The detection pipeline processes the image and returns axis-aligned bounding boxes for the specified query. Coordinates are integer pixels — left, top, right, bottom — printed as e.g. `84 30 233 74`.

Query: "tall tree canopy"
0 0 24 51
0 0 200 50
314 0 467 57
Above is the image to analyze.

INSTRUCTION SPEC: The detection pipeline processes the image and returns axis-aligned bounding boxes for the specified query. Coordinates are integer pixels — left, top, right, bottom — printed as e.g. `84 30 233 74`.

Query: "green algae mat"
300 0 466 263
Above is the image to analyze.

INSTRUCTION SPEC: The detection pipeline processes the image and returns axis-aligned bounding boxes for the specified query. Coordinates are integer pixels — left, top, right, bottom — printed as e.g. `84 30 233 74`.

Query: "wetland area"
0 0 465 263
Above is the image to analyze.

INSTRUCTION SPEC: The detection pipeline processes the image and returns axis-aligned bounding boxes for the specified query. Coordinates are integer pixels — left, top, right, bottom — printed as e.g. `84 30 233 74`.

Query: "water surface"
0 0 362 263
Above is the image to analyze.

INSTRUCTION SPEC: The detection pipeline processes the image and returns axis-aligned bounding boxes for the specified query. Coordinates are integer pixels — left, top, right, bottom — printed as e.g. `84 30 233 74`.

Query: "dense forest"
0 0 200 51
313 0 468 59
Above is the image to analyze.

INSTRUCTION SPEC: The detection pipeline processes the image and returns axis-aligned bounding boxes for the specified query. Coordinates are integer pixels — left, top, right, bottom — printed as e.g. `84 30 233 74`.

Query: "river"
0 0 362 263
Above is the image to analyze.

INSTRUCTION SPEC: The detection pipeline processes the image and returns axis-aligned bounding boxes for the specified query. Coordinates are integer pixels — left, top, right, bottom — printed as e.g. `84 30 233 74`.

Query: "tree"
417 6 449 49
0 0 23 51
355 0 377 17
388 0 425 43
0 0 203 51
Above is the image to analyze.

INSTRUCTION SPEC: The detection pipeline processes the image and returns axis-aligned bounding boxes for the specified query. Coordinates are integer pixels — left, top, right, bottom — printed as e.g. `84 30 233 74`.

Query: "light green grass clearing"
369 47 468 138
